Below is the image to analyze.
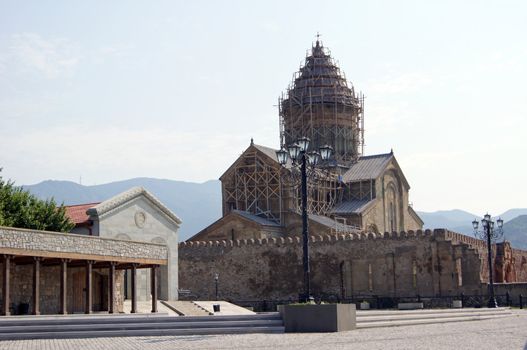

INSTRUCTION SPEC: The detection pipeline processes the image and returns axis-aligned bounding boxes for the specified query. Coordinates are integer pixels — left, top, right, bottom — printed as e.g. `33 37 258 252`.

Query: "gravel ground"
1 310 526 350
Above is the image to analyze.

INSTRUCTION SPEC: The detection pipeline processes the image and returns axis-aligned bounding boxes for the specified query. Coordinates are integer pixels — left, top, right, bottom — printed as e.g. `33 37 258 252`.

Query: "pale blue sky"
1 0 526 215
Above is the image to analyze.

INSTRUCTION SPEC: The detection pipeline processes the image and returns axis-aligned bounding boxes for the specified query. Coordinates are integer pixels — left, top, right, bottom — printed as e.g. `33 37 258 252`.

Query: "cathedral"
180 38 527 304
190 39 423 242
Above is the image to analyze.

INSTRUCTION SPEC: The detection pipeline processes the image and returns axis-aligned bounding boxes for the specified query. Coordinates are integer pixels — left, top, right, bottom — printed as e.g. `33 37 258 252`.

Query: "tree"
0 169 74 232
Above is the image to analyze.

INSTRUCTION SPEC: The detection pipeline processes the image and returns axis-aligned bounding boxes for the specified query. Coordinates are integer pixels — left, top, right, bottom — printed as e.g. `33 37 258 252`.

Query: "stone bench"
398 302 424 310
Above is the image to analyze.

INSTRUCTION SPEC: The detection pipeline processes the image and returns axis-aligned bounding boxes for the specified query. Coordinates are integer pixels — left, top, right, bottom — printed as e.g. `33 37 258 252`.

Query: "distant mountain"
417 209 477 231
503 215 527 250
23 178 222 241
498 209 527 222
417 209 527 249
22 178 527 249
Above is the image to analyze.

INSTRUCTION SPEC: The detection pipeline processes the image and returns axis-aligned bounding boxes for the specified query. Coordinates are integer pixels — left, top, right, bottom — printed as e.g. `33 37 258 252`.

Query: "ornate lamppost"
472 213 504 308
276 137 333 303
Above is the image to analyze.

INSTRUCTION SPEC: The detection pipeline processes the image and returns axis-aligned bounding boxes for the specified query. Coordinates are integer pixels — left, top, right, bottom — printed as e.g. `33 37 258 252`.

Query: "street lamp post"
214 273 219 301
472 214 504 308
277 137 333 303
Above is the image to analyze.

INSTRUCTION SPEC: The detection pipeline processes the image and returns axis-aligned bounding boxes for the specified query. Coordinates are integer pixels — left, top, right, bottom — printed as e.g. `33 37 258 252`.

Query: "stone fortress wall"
179 229 527 302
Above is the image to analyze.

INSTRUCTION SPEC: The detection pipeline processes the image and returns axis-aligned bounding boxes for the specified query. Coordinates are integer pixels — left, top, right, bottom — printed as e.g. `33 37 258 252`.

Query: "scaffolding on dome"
279 40 364 165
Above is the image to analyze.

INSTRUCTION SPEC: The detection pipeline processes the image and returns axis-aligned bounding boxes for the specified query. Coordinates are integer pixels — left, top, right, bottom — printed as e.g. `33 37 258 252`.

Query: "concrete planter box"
278 304 356 333
398 302 424 310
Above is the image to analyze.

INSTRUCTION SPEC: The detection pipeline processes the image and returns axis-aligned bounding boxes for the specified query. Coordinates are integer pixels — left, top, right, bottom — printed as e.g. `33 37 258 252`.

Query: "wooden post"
151 265 158 313
60 259 68 314
2 255 11 316
131 264 137 314
33 257 41 315
108 262 116 314
85 261 93 314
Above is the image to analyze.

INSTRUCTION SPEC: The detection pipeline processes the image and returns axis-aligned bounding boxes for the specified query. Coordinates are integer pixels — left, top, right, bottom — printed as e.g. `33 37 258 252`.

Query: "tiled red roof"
64 203 100 225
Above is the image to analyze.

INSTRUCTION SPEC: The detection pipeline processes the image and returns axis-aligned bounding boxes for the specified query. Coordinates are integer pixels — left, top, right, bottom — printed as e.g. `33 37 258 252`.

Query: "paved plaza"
1 310 526 350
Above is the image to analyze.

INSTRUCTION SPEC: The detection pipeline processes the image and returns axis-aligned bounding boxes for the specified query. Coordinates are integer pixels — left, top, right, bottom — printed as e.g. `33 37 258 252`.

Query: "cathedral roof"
282 40 359 106
331 199 376 215
219 142 291 181
308 213 360 232
341 152 393 182
341 151 411 190
231 210 281 227
187 210 283 241
252 144 281 163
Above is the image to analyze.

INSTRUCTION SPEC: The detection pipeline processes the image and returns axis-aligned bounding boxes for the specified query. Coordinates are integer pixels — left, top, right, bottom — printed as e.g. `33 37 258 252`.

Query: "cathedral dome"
279 39 364 164
288 40 357 106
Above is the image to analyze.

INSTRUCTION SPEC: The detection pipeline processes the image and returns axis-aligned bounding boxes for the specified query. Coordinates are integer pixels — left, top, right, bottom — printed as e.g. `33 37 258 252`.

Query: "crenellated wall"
179 229 527 302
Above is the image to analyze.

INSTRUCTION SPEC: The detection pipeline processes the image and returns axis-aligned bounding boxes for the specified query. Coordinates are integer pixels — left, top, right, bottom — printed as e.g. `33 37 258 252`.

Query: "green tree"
0 170 74 232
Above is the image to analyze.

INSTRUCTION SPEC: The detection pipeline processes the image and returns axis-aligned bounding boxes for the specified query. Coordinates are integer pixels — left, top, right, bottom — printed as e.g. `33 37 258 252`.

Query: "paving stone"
0 310 525 349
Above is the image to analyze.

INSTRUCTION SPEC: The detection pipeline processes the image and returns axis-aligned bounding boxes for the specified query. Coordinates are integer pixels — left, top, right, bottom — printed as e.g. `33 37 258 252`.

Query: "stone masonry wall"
512 249 527 282
444 231 527 284
0 226 168 262
179 229 506 302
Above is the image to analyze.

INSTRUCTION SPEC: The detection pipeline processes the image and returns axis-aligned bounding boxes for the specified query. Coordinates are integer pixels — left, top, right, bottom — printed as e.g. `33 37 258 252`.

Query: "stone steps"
0 319 284 332
0 307 513 339
0 326 286 340
356 307 512 329
160 300 212 316
357 307 510 317
192 301 256 316
0 313 284 340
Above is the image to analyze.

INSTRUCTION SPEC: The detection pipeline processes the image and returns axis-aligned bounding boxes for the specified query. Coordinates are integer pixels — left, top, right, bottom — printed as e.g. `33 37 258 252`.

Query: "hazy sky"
1 0 526 215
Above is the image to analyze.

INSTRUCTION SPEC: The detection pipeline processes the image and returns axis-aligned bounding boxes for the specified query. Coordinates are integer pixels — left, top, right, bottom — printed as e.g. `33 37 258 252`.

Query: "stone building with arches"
65 187 180 302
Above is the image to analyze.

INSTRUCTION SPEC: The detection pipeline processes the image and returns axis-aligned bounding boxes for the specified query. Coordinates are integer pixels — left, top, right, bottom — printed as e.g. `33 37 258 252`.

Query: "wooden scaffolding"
279 40 364 165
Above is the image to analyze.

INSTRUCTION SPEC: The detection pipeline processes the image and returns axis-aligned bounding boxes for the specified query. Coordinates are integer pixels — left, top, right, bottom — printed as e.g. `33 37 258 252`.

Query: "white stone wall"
95 196 179 301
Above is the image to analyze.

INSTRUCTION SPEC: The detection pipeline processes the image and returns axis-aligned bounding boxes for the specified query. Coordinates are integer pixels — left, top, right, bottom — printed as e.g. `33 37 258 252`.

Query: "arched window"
386 184 397 232
389 202 395 232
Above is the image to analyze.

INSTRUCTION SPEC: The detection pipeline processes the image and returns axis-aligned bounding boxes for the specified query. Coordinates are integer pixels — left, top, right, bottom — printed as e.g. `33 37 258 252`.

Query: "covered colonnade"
0 226 168 316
